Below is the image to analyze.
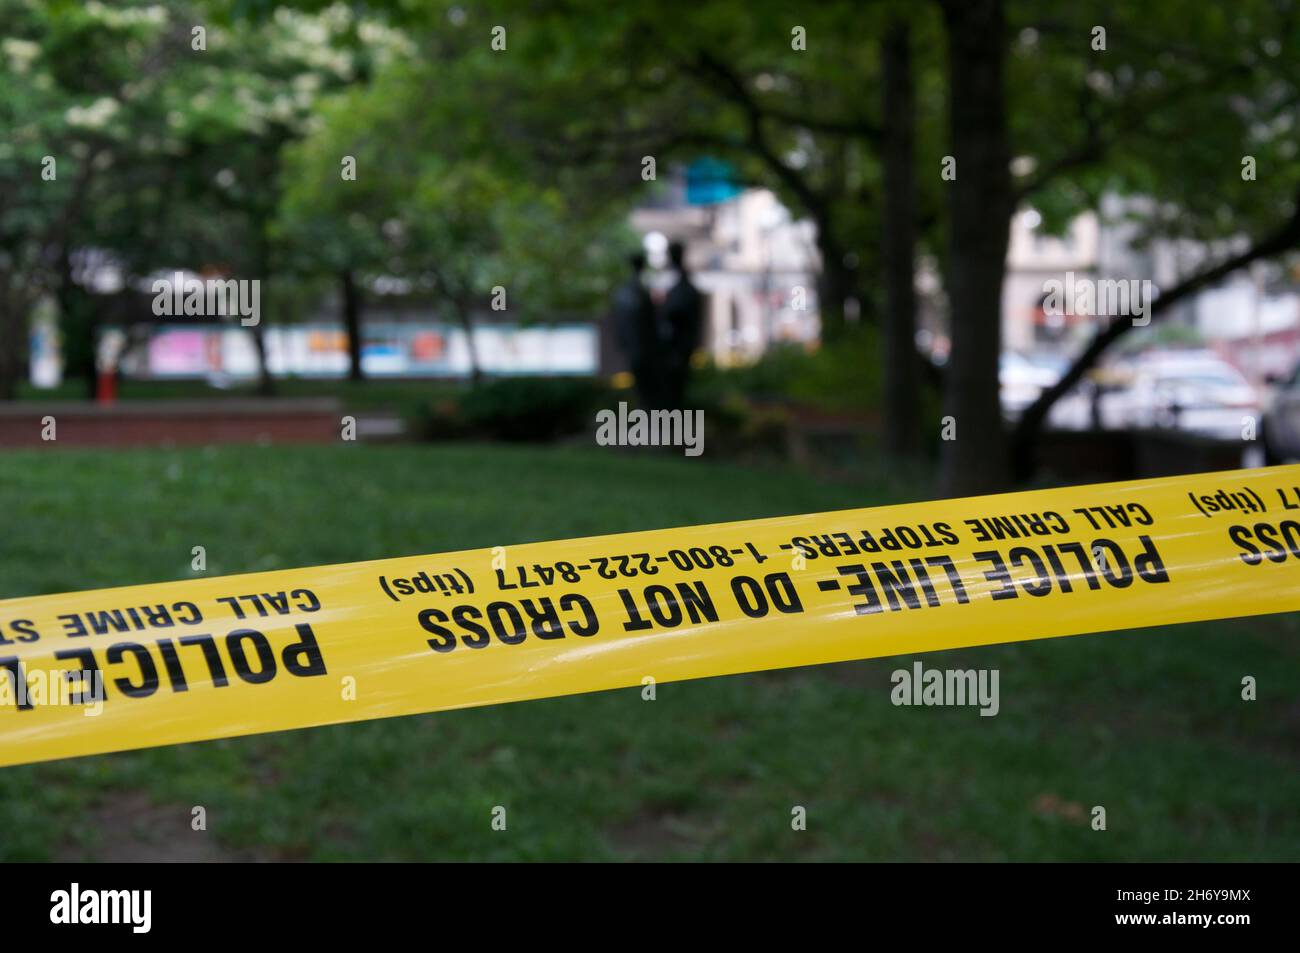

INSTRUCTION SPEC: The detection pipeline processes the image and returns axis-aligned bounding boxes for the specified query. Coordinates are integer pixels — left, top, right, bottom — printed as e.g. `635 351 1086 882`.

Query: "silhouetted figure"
662 241 703 407
612 251 662 408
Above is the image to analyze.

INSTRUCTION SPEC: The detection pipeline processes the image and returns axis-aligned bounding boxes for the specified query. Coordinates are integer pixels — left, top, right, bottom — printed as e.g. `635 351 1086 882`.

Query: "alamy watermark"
596 402 704 457
50 883 151 933
152 272 260 326
891 661 1000 716
1042 271 1152 326
0 665 104 716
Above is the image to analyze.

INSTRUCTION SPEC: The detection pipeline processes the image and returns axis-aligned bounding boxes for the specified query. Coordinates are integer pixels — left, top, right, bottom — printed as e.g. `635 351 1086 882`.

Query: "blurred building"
629 171 821 367
32 265 600 385
1001 194 1300 382
112 321 597 381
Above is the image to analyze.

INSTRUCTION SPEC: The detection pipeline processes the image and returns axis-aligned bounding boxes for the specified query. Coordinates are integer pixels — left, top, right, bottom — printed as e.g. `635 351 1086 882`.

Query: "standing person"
612 250 662 408
662 241 703 407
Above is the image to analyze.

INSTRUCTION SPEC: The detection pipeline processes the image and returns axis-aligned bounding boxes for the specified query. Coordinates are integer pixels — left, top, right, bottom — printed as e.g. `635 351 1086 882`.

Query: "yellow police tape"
3 464 1299 767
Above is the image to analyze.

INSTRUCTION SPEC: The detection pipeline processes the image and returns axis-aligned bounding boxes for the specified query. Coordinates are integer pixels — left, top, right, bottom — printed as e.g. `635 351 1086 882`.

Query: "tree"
0 0 176 397
0 0 378 397
918 0 1300 490
347 0 941 444
279 49 630 385
1004 0 1300 477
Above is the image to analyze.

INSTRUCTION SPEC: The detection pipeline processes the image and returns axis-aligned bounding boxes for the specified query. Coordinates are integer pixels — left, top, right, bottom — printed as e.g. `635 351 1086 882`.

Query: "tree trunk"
340 269 365 382
816 223 851 341
54 250 98 399
0 285 23 402
453 299 483 385
939 0 1014 495
432 263 484 386
249 222 276 397
881 18 921 458
249 322 274 397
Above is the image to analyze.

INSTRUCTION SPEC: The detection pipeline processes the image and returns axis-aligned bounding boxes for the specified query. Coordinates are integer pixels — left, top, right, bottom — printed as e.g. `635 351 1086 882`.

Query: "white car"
1000 352 1064 416
1098 352 1259 439
1262 363 1300 462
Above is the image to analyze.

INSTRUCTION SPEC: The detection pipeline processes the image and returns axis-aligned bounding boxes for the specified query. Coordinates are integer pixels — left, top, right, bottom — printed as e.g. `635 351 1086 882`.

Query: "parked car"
1263 362 1300 463
1000 351 1064 416
1098 351 1260 439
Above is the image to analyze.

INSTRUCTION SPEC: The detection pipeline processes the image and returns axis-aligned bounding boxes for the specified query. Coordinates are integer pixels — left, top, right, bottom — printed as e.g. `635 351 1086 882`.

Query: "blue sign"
685 157 743 205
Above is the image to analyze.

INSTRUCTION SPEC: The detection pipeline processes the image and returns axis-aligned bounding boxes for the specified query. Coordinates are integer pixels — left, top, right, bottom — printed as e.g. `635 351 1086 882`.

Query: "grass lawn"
0 443 1296 861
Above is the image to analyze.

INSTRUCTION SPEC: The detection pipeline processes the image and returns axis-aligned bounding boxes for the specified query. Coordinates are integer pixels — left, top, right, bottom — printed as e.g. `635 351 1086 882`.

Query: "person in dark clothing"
661 241 703 407
612 250 662 408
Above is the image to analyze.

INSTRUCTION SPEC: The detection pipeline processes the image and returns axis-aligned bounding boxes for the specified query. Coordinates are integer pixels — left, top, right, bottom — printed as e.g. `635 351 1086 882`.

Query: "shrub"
689 325 887 414
455 376 613 441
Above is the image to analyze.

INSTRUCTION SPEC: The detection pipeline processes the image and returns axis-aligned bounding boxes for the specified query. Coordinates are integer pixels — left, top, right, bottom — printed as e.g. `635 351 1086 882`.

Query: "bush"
689 325 887 414
436 376 613 442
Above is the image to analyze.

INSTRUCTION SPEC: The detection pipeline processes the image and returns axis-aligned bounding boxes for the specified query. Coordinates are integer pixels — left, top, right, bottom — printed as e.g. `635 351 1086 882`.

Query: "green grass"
0 443 1296 861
